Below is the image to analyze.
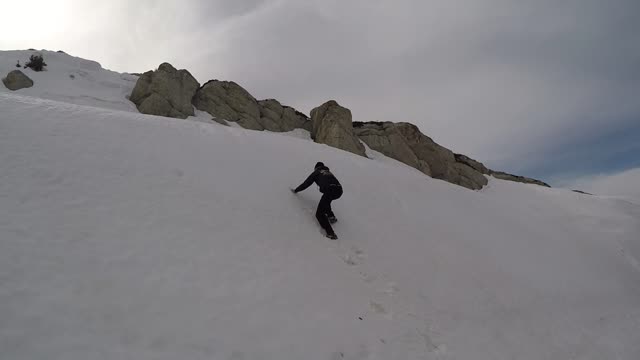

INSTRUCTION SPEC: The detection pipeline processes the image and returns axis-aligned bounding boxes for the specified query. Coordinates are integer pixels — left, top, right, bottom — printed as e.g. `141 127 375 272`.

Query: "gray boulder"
489 171 550 187
259 99 311 132
129 63 199 119
193 80 263 130
2 70 33 90
455 153 549 187
310 101 366 157
394 123 457 180
454 153 490 174
394 122 488 189
354 121 427 173
353 121 550 189
354 121 488 190
450 162 490 190
455 154 551 187
193 81 310 132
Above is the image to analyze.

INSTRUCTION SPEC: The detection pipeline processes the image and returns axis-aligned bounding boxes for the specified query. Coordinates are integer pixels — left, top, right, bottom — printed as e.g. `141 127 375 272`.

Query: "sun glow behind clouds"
0 1 75 48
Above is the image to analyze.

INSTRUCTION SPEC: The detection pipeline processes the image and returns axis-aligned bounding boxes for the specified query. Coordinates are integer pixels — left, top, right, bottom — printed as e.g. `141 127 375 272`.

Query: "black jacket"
294 166 341 193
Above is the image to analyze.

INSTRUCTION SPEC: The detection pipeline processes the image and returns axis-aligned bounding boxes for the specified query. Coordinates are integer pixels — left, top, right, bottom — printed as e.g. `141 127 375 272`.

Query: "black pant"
316 185 343 235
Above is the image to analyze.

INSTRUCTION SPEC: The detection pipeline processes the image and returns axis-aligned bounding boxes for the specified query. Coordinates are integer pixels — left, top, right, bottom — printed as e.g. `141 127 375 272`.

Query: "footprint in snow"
341 246 366 266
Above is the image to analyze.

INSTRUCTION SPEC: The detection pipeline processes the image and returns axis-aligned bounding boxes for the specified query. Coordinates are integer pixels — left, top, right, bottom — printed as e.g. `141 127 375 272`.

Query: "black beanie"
315 162 325 169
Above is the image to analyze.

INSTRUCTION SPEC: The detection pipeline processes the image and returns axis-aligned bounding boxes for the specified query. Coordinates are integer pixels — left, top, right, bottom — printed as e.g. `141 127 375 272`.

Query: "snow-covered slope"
2 92 640 359
1 52 640 359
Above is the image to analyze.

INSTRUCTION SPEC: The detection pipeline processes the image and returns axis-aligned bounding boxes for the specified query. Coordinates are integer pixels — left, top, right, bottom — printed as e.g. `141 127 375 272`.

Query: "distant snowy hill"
1 50 138 111
1 50 639 359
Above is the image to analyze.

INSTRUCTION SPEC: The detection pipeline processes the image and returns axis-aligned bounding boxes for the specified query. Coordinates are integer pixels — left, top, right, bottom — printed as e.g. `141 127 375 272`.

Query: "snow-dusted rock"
453 153 491 174
354 121 488 189
354 121 426 172
395 122 488 189
490 171 550 187
129 63 199 119
193 81 310 132
310 100 366 157
2 70 33 90
193 80 264 130
258 99 311 132
454 154 550 187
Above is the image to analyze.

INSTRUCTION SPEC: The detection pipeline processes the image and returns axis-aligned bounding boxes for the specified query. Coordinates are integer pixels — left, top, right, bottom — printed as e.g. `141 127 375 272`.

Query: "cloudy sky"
1 0 638 191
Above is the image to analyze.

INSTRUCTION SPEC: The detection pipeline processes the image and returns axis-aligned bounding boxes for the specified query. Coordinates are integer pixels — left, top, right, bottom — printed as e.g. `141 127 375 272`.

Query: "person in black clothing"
291 162 343 239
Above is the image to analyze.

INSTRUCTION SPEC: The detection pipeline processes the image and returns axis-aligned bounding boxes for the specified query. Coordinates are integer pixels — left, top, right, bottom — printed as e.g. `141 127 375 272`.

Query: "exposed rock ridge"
353 121 548 188
353 121 487 189
193 80 310 132
453 154 550 187
128 62 548 190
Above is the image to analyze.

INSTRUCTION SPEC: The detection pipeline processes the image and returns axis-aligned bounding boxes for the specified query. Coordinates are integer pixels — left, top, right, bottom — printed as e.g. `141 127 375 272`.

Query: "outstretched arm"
293 171 318 193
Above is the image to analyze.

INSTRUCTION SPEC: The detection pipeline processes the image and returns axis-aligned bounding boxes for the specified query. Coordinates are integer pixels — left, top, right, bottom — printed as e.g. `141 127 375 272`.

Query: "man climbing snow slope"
292 162 343 239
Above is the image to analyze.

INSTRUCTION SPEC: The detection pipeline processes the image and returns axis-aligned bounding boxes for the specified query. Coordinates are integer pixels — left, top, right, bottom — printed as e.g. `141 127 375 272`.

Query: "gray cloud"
185 0 640 170
1 0 639 178
196 0 269 19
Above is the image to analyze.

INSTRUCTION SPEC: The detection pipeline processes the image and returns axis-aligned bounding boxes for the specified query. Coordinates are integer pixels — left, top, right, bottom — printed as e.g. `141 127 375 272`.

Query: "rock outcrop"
129 63 199 119
352 121 425 171
489 172 550 187
2 70 33 90
193 80 310 132
453 153 490 174
126 63 547 190
454 154 550 187
259 99 311 132
193 80 262 129
354 121 549 189
310 101 366 157
354 121 487 189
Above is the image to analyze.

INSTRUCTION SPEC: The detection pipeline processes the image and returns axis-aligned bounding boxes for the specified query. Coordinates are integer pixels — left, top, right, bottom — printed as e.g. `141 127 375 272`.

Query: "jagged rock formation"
353 121 548 189
454 154 550 187
2 70 33 90
129 63 199 119
193 80 310 132
259 99 312 132
126 63 548 190
354 121 488 189
452 154 490 174
193 80 262 129
354 121 424 170
489 172 550 187
310 100 366 157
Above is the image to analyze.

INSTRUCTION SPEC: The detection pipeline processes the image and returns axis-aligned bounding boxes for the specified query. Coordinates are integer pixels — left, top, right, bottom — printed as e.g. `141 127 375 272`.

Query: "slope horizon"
4 48 555 189
6 47 637 192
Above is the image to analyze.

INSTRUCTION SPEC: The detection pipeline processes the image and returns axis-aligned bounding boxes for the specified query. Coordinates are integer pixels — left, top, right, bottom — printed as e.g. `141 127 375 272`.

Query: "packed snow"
1 50 640 359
